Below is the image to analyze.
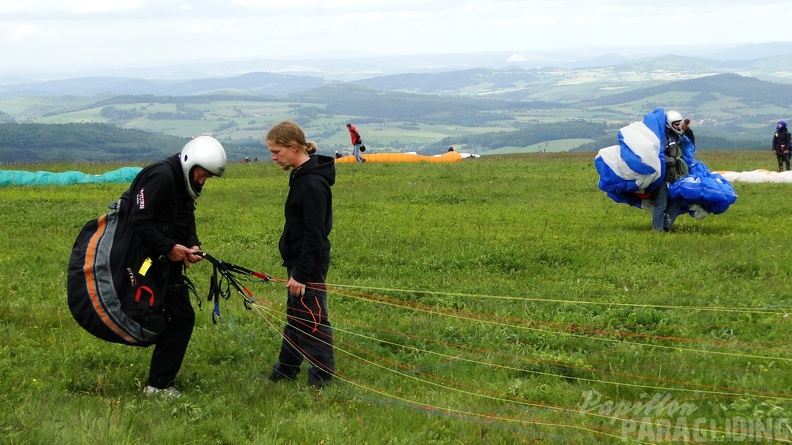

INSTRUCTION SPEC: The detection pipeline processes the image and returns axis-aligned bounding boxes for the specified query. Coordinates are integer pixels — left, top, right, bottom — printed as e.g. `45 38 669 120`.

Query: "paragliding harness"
669 156 689 183
196 251 270 323
67 162 272 345
67 162 179 346
665 138 689 183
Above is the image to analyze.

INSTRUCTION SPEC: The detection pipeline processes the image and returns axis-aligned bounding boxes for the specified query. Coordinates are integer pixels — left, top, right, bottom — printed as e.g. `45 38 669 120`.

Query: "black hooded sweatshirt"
279 154 335 284
127 154 199 263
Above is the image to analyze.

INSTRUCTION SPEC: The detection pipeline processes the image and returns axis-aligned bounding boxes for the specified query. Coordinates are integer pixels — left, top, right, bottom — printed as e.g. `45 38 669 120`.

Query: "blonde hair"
265 121 317 155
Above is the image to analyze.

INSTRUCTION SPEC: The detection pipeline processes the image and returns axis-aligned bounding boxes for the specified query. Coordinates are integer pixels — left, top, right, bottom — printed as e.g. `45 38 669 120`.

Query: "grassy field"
1 151 791 444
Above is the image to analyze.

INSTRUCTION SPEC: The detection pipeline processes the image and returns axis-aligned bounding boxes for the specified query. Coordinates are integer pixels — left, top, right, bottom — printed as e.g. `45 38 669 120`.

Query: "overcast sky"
1 0 788 73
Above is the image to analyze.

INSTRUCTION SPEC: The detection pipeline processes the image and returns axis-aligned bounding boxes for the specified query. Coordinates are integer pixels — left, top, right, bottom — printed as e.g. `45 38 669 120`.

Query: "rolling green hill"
0 66 788 162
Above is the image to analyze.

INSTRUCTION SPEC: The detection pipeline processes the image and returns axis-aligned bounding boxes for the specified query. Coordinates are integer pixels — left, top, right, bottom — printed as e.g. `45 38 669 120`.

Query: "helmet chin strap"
191 180 203 196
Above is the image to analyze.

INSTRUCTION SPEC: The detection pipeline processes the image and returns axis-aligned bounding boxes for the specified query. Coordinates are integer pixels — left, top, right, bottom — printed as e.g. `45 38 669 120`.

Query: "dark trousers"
146 282 195 388
776 151 791 171
274 265 335 384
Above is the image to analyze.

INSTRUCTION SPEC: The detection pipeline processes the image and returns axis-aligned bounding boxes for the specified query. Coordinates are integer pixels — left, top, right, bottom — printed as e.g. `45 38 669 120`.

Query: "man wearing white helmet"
127 133 227 397
651 110 688 232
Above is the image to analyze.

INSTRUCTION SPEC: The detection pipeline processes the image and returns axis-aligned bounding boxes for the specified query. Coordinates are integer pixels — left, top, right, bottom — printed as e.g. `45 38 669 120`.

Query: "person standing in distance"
681 118 695 146
131 134 227 397
265 121 336 388
346 123 365 163
772 120 791 172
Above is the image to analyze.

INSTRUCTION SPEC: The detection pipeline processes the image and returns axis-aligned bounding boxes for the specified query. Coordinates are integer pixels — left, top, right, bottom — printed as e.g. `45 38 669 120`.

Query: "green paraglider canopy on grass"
0 167 143 187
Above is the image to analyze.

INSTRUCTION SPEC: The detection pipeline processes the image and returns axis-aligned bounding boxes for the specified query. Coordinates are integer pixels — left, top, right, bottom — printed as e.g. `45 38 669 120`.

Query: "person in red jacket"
346 123 365 163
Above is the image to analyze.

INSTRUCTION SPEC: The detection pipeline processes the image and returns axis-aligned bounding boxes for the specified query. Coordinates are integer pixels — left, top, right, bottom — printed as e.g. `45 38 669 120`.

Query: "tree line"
422 120 765 154
0 122 253 164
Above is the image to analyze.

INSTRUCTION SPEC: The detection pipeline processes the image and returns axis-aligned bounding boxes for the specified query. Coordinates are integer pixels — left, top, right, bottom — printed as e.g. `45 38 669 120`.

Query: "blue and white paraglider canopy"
594 107 737 218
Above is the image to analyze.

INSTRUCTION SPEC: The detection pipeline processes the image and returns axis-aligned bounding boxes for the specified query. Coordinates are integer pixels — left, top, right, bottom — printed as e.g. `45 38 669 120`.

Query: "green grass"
1 152 791 444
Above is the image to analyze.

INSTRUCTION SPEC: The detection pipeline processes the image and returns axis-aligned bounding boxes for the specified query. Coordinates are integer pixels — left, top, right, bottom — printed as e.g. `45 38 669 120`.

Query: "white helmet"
180 134 227 199
665 110 684 136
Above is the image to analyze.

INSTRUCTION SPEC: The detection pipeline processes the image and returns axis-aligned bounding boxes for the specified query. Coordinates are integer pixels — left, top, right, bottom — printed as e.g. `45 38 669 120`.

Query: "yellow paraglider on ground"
335 151 464 164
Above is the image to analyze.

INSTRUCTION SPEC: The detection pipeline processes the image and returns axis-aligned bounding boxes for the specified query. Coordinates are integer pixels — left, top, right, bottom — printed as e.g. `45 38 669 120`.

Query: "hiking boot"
143 385 181 398
268 365 299 383
663 214 674 231
307 368 332 388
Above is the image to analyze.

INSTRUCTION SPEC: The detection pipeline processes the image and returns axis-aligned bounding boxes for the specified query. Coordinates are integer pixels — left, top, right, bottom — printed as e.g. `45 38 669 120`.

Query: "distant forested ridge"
0 65 784 161
582 73 792 109
291 83 558 127
0 122 253 164
0 119 764 165
422 120 763 154
420 120 611 152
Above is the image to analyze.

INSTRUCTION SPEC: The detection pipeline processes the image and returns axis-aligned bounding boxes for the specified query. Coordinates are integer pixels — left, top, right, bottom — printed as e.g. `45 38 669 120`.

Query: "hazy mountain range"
0 42 790 163
1 42 791 99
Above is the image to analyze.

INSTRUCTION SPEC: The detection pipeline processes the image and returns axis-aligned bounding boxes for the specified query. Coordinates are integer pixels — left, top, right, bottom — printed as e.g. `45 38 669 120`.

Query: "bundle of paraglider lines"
196 252 791 444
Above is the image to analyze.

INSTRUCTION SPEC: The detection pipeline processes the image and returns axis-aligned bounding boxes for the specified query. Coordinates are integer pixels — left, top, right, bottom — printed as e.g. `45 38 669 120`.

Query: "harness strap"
196 251 271 324
134 286 155 307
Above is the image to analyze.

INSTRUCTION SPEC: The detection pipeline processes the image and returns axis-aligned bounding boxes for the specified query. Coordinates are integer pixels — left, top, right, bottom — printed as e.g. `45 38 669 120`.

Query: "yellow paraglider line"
243 298 656 444
202 255 792 443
